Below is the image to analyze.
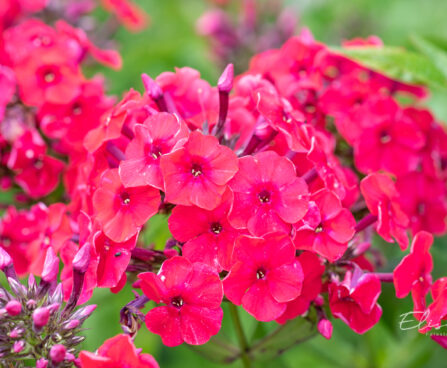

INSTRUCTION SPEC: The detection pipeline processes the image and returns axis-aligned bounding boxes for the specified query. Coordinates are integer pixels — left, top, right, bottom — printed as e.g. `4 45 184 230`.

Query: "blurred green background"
82 1 447 367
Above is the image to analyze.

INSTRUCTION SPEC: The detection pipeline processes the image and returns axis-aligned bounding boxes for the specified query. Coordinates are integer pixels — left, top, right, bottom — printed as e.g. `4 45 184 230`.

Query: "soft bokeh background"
82 1 447 367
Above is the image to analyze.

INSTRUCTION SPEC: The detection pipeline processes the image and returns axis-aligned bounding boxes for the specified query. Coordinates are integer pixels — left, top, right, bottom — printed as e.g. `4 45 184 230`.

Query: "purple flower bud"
5 300 21 316
36 358 48 368
0 247 12 270
26 299 37 310
63 319 80 330
9 327 24 338
33 307 50 329
317 319 333 340
47 303 61 314
65 352 75 362
71 304 97 321
72 243 91 274
8 277 26 298
12 340 25 353
218 63 234 93
0 308 7 318
42 248 59 283
50 344 66 363
142 73 163 100
49 283 64 305
28 274 36 291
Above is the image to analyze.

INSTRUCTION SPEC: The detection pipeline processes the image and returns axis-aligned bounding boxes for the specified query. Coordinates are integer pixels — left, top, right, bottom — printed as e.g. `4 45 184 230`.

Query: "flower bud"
9 327 24 339
0 247 12 270
36 358 48 368
317 319 333 340
5 300 22 316
63 319 80 330
12 340 25 353
47 303 61 314
42 248 59 283
33 307 50 329
142 74 163 100
26 299 37 310
72 243 91 274
217 63 234 93
50 344 67 363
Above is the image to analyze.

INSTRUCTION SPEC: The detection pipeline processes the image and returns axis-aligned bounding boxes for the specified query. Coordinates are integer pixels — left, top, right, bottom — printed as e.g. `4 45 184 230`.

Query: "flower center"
120 192 131 205
191 163 203 177
258 190 271 204
210 222 223 234
417 202 426 215
44 71 56 83
171 296 184 308
114 252 122 257
315 224 324 233
380 130 391 144
256 268 266 280
150 146 162 159
72 103 82 115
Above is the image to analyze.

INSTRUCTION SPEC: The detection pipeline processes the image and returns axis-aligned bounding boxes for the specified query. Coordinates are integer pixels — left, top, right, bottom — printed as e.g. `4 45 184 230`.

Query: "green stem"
229 304 252 368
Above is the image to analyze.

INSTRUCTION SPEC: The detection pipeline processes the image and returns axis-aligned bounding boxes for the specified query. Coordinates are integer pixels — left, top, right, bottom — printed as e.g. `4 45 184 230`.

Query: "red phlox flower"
119 112 189 190
329 268 382 334
160 130 238 210
156 67 216 120
168 189 240 271
360 172 409 249
228 150 308 236
276 251 324 324
420 278 447 334
138 256 223 346
353 98 426 176
39 78 115 153
223 233 303 321
93 230 137 288
100 0 149 32
55 20 122 69
293 188 355 262
7 129 64 198
79 334 159 368
92 168 160 242
393 231 433 314
27 203 72 276
396 172 447 235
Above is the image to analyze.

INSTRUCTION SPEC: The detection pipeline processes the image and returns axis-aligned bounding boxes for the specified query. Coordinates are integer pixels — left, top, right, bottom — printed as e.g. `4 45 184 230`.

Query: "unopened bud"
0 247 12 270
42 248 59 282
71 304 97 321
50 344 67 363
317 319 333 340
142 74 163 100
314 295 324 307
47 303 61 314
12 340 25 353
36 358 48 368
72 243 91 274
63 319 80 330
33 307 50 329
217 63 234 93
5 300 21 316
26 299 37 310
9 327 24 338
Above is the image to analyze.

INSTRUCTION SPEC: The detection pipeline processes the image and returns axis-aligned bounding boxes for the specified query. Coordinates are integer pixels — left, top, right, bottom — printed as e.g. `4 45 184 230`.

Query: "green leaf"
333 46 447 90
248 309 318 361
411 35 447 80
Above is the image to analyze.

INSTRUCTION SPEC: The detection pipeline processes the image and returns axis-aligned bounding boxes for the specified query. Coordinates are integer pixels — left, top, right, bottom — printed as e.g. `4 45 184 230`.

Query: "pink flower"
329 269 382 334
293 189 355 262
223 233 303 321
394 231 433 314
92 168 160 242
119 113 189 190
160 130 238 210
353 98 425 175
168 190 240 271
79 334 159 368
138 256 223 346
228 151 309 236
360 173 409 249
100 0 149 32
276 251 325 324
420 278 447 334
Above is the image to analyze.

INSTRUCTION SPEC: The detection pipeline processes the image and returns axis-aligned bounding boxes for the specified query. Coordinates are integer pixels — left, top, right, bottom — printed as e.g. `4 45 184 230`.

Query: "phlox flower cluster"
1 2 447 364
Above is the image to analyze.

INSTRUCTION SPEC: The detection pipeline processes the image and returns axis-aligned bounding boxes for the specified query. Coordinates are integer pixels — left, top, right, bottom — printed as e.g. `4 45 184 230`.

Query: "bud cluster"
0 248 96 367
